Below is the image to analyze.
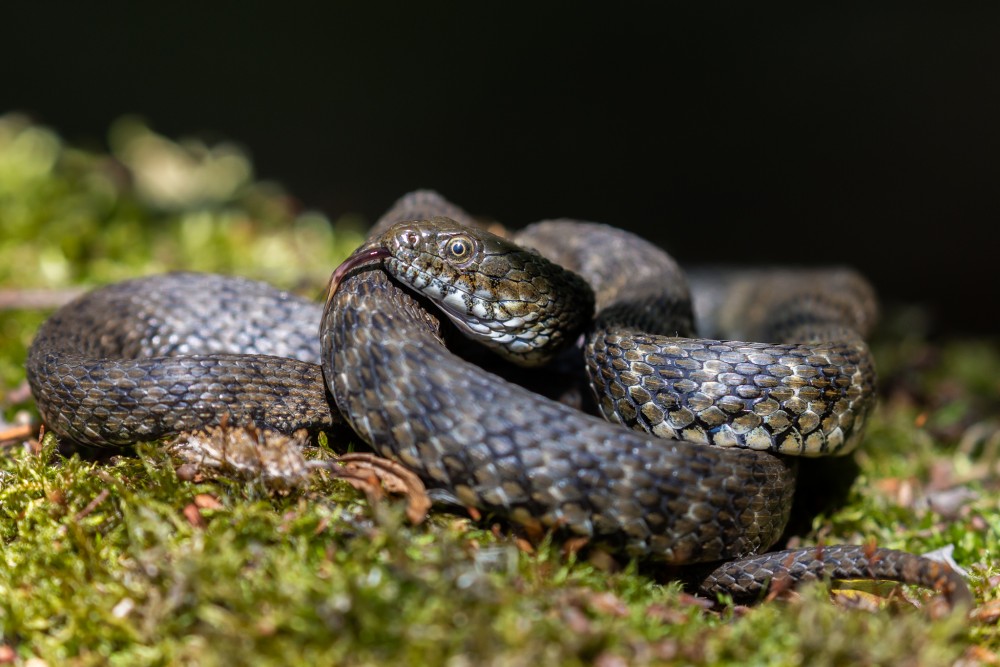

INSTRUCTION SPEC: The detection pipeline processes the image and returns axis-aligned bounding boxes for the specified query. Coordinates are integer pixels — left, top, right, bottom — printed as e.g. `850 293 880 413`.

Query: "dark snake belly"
25 191 971 604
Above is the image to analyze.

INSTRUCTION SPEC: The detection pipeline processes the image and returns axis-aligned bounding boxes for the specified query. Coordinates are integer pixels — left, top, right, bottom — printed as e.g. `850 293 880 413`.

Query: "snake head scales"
325 216 596 367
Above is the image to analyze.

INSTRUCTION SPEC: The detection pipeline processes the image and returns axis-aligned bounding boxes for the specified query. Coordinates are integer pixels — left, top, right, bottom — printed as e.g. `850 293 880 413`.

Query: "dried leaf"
588 591 629 617
193 494 223 510
328 453 431 524
183 503 205 528
169 425 314 489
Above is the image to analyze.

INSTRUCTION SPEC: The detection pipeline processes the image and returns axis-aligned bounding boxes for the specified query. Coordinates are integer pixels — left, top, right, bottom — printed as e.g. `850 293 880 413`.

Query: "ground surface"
1 115 997 666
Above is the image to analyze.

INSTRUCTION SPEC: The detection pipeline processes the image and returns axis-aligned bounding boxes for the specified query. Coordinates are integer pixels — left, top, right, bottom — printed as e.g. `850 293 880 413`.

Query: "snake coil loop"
26 190 972 607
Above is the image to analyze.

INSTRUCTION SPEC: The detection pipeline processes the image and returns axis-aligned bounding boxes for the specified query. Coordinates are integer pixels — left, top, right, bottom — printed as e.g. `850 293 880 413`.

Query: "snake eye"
446 236 473 261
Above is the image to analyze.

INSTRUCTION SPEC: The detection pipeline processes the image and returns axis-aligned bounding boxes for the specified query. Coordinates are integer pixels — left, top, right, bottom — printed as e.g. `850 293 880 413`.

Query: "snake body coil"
26 191 971 605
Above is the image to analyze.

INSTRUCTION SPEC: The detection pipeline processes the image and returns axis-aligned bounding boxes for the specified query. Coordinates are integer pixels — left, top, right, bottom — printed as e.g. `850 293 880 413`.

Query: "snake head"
331 216 594 367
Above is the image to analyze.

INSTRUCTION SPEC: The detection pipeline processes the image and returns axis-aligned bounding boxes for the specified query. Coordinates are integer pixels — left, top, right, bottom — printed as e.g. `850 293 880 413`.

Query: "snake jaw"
325 242 391 310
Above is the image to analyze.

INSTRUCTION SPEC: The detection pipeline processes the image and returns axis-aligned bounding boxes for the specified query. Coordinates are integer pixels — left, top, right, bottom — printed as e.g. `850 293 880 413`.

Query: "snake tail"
698 545 974 608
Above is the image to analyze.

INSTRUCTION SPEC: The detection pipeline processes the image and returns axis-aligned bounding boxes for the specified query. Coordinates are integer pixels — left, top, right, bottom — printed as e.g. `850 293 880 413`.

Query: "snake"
26 190 971 606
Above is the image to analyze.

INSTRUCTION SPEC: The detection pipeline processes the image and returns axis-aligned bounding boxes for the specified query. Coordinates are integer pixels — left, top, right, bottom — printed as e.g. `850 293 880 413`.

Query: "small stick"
0 287 85 311
0 423 36 445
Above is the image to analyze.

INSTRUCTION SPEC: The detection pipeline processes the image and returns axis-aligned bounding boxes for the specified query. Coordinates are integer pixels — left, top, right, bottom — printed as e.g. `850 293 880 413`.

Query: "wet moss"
0 116 996 665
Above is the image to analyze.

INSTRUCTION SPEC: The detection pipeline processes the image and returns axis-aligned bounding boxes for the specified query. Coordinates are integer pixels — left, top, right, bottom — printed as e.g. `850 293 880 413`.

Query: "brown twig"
0 423 36 446
0 287 85 310
4 381 34 405
73 489 111 522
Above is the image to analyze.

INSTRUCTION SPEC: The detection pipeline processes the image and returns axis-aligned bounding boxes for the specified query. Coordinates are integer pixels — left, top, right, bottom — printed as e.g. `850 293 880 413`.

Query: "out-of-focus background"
3 4 997 334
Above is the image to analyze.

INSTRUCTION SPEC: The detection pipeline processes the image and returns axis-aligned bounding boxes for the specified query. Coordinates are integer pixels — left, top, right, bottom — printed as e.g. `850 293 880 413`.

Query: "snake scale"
26 190 971 606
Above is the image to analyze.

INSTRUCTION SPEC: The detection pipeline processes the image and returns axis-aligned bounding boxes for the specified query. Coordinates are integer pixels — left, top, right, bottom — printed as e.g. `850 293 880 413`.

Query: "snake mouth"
325 241 391 309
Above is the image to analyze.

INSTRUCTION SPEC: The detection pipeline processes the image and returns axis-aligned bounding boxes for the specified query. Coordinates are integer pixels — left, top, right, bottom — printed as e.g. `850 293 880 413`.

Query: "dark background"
4 4 997 334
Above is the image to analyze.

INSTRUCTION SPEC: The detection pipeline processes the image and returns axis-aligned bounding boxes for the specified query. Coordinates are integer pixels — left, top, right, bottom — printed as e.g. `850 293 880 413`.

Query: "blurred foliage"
0 112 364 399
0 113 365 289
0 115 997 665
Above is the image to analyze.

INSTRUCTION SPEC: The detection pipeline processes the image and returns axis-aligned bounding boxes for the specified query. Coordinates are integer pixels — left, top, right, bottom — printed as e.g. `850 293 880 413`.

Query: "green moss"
1 115 996 665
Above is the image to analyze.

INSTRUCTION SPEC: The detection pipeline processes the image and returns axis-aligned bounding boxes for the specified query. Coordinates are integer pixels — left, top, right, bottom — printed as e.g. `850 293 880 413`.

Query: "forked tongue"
325 241 391 308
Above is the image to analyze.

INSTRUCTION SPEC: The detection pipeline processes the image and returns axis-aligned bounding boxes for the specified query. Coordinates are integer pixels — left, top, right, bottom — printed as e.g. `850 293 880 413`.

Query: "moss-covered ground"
1 115 997 666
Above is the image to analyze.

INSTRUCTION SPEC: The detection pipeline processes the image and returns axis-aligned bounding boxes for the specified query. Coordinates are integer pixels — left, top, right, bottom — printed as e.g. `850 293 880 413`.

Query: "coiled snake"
26 191 971 606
